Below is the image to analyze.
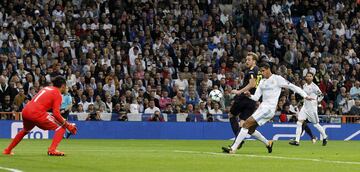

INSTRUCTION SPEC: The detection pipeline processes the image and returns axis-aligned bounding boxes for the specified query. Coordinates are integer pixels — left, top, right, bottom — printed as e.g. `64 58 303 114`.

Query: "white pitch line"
8 149 360 166
0 166 23 172
173 150 360 165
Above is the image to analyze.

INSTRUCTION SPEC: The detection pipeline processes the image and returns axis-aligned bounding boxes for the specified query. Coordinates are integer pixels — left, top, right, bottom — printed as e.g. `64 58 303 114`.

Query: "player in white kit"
289 72 328 146
222 63 313 154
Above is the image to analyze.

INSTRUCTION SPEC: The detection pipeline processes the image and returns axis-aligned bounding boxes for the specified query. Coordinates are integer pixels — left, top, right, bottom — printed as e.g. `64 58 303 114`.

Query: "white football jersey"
250 74 308 110
302 82 323 109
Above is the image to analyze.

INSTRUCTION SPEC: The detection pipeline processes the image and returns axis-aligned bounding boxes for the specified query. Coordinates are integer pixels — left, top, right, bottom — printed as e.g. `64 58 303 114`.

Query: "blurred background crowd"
0 0 359 121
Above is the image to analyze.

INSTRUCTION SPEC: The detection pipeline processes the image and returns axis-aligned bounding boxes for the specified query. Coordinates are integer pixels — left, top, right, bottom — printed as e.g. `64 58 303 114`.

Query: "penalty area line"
173 150 360 165
0 166 24 172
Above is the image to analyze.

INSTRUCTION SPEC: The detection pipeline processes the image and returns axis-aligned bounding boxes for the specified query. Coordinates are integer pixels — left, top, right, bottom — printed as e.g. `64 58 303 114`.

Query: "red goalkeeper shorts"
22 112 62 131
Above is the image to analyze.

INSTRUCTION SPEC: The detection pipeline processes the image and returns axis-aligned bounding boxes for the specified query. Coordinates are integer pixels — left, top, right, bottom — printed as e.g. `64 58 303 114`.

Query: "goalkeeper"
3 76 77 156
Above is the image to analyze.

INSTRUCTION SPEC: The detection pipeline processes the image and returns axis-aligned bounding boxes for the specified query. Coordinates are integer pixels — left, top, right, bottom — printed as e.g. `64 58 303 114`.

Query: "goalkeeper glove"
64 122 77 135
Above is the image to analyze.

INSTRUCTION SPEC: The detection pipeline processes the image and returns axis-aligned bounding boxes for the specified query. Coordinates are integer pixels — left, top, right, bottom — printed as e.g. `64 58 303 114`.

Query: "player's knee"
248 128 255 135
22 129 31 134
297 121 303 126
242 121 252 129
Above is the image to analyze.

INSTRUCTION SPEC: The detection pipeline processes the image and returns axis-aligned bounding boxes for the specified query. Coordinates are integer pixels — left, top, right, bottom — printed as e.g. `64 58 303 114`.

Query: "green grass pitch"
0 139 359 172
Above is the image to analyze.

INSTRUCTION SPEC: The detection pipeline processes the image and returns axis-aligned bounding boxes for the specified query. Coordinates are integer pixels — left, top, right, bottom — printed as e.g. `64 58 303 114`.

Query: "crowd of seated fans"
0 0 359 122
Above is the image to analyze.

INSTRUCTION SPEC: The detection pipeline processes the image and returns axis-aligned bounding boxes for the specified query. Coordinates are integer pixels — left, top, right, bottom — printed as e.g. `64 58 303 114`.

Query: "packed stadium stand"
0 0 359 123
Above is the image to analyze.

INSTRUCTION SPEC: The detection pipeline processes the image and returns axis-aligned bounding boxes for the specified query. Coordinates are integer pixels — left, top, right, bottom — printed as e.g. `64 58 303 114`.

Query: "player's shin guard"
251 130 269 146
295 121 302 143
49 127 66 151
229 116 240 136
313 123 327 139
231 128 248 151
5 129 29 152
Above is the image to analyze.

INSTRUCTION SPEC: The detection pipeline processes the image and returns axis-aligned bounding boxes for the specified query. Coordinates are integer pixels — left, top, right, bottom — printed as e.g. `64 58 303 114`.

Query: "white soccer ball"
209 89 223 102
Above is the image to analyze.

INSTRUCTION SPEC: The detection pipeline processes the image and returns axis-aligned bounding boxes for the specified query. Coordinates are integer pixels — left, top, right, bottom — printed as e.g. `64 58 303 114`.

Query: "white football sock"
231 128 249 150
252 130 269 146
313 123 327 139
295 121 302 142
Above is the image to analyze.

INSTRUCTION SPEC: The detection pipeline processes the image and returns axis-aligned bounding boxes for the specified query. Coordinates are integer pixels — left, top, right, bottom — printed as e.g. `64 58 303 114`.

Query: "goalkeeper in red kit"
3 76 77 156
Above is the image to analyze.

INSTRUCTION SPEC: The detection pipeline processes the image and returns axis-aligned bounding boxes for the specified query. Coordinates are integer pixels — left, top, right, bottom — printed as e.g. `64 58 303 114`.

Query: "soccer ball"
209 89 223 102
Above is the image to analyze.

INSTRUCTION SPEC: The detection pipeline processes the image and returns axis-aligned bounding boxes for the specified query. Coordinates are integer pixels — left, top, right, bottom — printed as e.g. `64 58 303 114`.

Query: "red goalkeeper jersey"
22 86 65 124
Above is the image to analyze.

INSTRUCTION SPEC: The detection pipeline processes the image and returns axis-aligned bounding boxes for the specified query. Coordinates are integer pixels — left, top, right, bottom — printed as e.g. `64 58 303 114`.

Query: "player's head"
259 62 271 78
305 72 314 83
246 52 258 68
52 76 67 93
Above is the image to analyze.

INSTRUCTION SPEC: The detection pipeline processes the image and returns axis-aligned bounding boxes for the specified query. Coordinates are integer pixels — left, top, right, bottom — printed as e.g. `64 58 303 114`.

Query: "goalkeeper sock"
49 127 66 151
5 129 28 151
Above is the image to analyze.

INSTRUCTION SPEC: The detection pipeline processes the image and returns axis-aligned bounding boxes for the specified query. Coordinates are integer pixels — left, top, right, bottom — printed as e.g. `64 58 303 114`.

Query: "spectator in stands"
281 103 296 122
103 77 115 96
26 87 37 101
209 102 222 115
104 96 113 113
0 75 10 104
112 103 121 114
348 99 360 115
86 111 102 121
163 104 174 114
117 104 128 122
148 110 164 122
172 89 186 109
185 89 200 107
144 99 160 114
129 98 141 115
350 81 360 100
75 104 85 113
94 95 106 112
0 95 13 119
13 87 26 108
174 73 189 92
112 90 121 105
159 91 172 111
87 103 96 114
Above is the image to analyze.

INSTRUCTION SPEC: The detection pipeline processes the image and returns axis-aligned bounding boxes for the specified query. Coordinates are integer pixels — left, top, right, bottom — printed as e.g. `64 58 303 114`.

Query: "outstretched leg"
3 120 35 155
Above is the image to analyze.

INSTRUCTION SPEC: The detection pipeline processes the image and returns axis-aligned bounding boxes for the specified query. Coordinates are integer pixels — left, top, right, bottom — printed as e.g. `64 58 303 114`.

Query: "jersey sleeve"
248 69 256 79
277 75 308 98
52 91 65 125
314 84 324 102
250 80 263 101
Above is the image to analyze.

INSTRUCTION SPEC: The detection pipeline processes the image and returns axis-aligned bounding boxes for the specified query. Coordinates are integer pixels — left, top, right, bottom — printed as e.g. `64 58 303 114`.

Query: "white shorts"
252 105 275 126
298 107 319 124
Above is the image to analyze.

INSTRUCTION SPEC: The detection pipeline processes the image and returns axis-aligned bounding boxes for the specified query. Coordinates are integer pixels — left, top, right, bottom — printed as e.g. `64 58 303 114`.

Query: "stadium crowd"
0 0 359 122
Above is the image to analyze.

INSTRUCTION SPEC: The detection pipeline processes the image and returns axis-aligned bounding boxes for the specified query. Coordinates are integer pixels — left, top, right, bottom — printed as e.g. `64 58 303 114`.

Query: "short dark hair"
259 62 271 69
52 76 66 88
306 72 314 76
